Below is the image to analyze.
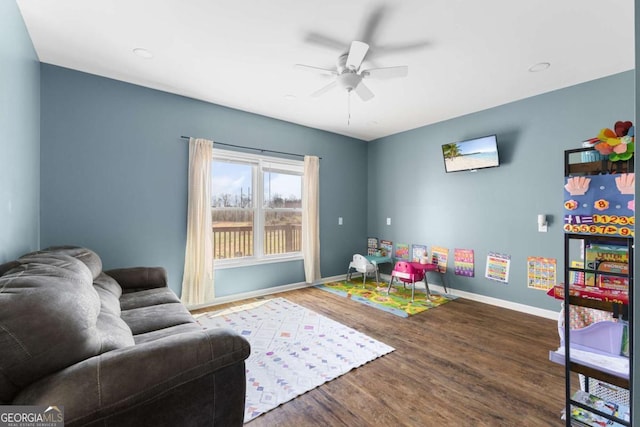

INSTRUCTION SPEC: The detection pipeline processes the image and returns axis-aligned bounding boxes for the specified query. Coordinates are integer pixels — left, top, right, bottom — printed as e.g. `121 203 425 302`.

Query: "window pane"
263 171 301 208
264 211 302 255
212 210 254 259
212 161 252 208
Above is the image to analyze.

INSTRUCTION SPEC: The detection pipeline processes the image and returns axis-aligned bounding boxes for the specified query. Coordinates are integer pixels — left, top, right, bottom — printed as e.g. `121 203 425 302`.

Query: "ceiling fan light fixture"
337 71 362 92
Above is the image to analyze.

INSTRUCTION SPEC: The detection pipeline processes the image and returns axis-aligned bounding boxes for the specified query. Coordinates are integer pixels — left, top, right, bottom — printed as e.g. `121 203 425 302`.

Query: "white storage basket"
579 375 630 407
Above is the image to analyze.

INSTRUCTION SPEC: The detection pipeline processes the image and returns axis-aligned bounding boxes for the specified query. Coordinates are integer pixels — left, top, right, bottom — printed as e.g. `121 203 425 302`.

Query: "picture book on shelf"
585 244 629 270
395 243 410 260
411 244 427 262
569 260 585 286
379 240 393 258
585 243 629 289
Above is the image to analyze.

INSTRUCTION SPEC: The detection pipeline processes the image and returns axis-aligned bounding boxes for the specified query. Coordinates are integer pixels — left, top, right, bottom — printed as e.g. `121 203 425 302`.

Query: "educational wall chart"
411 244 427 262
563 173 635 237
431 246 449 273
526 256 556 291
485 252 511 284
367 237 378 256
395 243 410 260
454 248 474 277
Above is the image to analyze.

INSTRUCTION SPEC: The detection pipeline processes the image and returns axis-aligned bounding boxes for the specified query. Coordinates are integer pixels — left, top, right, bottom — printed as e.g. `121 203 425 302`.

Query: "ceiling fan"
295 40 408 101
295 5 426 102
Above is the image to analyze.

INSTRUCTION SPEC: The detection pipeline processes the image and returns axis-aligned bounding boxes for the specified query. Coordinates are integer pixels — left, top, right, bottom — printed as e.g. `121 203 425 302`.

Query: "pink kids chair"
387 261 425 301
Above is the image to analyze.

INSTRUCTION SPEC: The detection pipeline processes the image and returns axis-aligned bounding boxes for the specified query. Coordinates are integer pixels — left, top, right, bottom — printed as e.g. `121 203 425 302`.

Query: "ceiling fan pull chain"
347 90 351 126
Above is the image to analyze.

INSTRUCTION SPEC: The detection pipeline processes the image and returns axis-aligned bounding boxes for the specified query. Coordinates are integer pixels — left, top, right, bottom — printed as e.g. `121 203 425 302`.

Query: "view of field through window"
212 160 302 260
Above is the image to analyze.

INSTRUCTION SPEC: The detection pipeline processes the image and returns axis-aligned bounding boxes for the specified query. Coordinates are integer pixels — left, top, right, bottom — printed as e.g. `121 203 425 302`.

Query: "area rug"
196 297 394 423
315 279 458 317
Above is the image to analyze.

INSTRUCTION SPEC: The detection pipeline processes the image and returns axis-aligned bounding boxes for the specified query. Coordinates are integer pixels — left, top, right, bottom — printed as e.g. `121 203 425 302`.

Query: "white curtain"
181 138 215 305
302 155 321 283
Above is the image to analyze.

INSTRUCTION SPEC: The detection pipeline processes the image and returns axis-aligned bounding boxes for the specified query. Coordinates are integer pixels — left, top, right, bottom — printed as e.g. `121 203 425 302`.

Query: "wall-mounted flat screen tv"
441 134 500 173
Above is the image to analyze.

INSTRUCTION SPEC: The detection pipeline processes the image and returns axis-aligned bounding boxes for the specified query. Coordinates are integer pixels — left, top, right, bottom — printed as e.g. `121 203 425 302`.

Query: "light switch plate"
338 217 343 225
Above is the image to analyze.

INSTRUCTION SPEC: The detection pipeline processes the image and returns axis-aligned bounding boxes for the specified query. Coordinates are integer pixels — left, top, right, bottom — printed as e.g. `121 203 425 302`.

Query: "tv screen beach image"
442 135 499 172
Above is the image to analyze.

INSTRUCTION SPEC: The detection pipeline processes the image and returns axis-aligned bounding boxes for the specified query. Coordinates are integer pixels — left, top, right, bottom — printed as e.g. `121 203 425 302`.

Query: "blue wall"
0 1 40 262
39 64 635 311
367 71 635 311
40 65 368 296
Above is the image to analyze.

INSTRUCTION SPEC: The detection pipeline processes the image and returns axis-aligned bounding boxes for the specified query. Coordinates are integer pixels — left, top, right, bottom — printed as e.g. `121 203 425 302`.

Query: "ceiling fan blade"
304 32 348 51
294 64 337 77
375 41 430 55
346 41 369 70
362 66 408 79
354 81 374 102
311 80 337 98
358 4 388 45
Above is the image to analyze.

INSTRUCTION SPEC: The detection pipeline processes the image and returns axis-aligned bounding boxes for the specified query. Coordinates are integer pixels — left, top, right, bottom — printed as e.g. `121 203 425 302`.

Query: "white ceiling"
17 0 635 141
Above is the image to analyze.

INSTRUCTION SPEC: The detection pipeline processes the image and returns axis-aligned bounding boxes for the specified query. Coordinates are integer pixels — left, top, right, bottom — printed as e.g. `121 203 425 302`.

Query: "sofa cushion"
0 253 102 402
119 287 181 311
121 303 196 336
94 272 123 315
93 273 135 351
133 323 203 344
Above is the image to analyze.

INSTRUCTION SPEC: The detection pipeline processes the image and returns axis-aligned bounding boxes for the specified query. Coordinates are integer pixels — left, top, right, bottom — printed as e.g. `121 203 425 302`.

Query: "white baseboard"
191 273 560 320
379 273 559 320
187 275 343 311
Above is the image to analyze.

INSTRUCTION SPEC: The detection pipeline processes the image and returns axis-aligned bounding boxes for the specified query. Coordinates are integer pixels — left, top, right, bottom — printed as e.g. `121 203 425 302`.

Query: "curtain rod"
180 136 321 159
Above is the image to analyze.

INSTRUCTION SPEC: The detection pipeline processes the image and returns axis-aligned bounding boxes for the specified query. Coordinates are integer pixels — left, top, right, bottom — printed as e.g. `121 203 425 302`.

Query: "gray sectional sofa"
0 246 250 426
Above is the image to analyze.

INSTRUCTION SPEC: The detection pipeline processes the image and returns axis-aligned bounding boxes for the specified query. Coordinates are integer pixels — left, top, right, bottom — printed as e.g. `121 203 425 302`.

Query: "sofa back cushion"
0 253 103 402
36 246 104 279
93 273 135 351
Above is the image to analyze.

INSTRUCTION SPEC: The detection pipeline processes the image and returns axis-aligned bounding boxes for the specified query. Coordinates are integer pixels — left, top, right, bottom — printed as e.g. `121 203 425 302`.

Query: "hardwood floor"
197 286 569 426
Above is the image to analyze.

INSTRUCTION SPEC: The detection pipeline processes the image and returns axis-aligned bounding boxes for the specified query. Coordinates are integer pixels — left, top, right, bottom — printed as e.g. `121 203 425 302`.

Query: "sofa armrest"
105 267 168 290
14 328 250 426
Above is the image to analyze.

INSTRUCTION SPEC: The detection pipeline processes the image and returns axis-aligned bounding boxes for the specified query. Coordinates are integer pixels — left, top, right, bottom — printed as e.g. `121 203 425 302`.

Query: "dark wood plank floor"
196 286 569 426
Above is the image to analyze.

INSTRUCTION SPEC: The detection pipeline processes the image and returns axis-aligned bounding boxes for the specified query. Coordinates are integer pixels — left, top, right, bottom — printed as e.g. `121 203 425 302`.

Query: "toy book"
569 260 585 286
585 244 629 289
379 240 393 258
585 244 628 270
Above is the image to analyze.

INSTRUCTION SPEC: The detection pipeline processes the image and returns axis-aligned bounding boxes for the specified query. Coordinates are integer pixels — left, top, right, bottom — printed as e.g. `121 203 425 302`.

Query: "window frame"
212 148 304 269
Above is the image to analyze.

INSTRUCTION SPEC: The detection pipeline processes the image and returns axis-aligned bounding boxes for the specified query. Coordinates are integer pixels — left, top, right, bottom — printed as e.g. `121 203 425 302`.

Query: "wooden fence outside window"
213 224 302 259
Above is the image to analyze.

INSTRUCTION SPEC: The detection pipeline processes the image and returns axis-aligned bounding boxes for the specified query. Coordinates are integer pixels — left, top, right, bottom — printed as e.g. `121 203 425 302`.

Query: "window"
211 149 303 267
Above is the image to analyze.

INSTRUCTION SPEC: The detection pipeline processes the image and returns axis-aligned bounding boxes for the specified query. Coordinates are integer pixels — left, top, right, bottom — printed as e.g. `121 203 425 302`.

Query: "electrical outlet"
338 217 343 225
386 218 391 225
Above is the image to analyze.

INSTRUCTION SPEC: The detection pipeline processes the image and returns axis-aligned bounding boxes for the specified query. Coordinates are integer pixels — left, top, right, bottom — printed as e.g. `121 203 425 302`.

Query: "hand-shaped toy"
615 173 635 195
564 176 591 196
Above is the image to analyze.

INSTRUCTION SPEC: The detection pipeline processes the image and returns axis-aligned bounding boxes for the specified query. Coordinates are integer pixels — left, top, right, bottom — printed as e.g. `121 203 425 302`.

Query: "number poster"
454 248 474 277
563 173 634 237
431 246 449 273
485 252 511 284
526 256 556 291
